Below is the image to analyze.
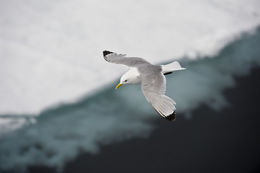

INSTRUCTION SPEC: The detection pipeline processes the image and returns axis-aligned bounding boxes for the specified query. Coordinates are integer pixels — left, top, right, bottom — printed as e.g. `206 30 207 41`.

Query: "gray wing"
141 69 176 121
103 50 150 67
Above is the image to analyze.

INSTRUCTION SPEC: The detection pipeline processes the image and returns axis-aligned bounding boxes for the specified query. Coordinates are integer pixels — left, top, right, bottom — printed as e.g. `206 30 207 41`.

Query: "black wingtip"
165 111 176 121
164 72 173 75
103 50 113 57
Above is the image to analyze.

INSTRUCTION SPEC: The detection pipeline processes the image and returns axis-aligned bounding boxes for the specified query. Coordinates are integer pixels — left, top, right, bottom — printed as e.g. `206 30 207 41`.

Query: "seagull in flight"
103 50 185 121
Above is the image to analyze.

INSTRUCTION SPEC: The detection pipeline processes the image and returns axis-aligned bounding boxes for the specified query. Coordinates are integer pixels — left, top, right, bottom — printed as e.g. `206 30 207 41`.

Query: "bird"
103 50 185 121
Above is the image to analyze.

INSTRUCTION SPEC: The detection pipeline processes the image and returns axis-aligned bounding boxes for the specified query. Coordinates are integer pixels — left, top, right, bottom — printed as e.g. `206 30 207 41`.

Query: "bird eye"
124 80 128 82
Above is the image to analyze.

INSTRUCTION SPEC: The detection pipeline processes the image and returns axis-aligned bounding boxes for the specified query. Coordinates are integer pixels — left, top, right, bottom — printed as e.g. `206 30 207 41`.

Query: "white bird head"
115 68 140 89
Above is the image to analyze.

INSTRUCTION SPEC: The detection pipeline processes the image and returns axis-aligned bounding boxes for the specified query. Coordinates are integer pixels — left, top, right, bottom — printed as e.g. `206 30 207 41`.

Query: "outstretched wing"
141 69 176 121
103 50 150 67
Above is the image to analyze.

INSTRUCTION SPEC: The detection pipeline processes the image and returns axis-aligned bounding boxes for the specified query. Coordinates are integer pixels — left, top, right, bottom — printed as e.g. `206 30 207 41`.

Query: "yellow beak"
115 83 123 89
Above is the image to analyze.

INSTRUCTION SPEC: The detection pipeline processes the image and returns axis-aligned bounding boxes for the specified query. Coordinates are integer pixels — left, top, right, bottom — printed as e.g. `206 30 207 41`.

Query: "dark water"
28 67 260 173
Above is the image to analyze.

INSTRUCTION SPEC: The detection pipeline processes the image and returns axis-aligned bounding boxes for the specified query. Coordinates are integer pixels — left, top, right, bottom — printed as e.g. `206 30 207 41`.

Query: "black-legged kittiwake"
103 50 185 121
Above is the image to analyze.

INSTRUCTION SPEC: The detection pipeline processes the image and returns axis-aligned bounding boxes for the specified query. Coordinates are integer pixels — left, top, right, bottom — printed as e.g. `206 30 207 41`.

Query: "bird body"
121 61 185 85
103 50 185 121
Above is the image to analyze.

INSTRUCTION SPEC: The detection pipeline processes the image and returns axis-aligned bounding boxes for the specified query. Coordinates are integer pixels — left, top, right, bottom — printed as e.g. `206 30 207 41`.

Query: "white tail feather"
161 61 185 74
